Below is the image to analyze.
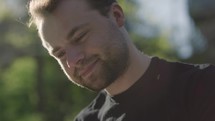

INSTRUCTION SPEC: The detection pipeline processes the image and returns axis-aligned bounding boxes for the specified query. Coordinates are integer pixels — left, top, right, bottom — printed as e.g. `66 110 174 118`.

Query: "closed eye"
72 30 88 44
50 48 66 59
56 50 66 59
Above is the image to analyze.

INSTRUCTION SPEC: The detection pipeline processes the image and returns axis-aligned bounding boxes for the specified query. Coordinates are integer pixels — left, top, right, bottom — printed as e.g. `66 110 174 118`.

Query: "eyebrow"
66 23 89 40
50 23 89 55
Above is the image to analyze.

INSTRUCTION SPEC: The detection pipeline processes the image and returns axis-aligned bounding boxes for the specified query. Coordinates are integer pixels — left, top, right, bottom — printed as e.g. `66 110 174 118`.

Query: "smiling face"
38 0 129 91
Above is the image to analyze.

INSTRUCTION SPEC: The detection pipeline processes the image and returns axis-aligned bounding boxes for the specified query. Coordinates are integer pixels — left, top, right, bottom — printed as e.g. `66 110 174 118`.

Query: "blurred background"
0 0 214 121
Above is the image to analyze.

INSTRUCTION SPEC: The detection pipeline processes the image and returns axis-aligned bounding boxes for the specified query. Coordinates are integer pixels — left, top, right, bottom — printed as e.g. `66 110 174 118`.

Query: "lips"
78 58 99 78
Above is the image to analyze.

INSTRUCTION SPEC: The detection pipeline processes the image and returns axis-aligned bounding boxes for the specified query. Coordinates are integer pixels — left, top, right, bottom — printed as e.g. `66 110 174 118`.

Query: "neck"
105 40 151 96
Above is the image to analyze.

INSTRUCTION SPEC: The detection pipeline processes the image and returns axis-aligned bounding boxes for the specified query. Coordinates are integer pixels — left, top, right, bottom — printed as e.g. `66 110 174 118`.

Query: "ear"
109 3 125 27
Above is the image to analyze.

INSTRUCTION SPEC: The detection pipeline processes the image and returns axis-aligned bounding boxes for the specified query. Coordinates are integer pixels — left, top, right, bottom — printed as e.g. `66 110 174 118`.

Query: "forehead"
37 0 102 50
38 16 63 49
53 0 91 22
40 0 91 29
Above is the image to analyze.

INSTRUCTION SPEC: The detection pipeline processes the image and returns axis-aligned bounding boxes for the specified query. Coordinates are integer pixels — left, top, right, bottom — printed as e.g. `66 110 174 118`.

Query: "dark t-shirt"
75 57 215 121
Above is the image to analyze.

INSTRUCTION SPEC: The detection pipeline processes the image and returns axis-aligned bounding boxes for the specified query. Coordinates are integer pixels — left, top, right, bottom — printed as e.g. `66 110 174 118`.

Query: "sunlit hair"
28 0 117 27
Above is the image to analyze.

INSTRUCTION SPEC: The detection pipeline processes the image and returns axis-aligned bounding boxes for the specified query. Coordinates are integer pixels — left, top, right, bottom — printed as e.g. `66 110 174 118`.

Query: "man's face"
38 0 129 91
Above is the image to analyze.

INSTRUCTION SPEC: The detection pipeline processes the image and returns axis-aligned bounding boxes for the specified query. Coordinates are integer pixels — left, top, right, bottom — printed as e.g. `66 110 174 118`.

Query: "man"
28 0 215 120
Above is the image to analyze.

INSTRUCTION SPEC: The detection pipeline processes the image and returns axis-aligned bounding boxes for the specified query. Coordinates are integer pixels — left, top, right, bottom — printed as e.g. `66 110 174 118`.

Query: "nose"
65 47 84 68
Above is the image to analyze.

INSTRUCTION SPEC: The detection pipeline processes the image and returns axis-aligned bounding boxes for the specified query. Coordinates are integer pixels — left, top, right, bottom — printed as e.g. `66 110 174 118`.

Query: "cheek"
59 61 78 82
57 59 65 68
90 30 113 45
84 37 107 54
57 60 71 75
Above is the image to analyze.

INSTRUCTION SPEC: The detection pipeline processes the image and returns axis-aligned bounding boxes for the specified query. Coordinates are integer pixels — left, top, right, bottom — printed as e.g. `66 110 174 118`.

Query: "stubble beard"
67 21 130 92
72 39 129 92
74 47 129 92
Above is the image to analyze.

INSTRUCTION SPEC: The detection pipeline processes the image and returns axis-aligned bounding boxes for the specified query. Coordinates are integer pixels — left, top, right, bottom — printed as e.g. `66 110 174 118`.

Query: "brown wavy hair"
28 0 117 27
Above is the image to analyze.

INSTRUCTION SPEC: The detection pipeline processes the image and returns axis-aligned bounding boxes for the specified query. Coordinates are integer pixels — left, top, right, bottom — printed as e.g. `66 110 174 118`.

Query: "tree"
188 0 215 64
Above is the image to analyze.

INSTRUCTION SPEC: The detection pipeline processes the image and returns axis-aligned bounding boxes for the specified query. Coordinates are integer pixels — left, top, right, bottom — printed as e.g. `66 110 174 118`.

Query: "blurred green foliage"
0 0 214 121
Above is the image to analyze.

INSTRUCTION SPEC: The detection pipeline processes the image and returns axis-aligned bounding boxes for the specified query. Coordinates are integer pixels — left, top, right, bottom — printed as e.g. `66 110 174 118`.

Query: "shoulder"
166 60 215 92
158 59 215 120
157 57 214 79
74 91 107 121
182 63 215 89
193 64 215 78
188 64 215 95
186 65 215 120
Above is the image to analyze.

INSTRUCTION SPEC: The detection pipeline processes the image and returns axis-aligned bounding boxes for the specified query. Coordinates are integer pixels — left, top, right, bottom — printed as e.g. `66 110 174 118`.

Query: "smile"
79 58 99 78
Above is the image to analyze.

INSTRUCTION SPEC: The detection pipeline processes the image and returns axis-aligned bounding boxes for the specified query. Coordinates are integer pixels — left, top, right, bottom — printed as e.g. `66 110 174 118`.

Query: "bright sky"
136 0 205 58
